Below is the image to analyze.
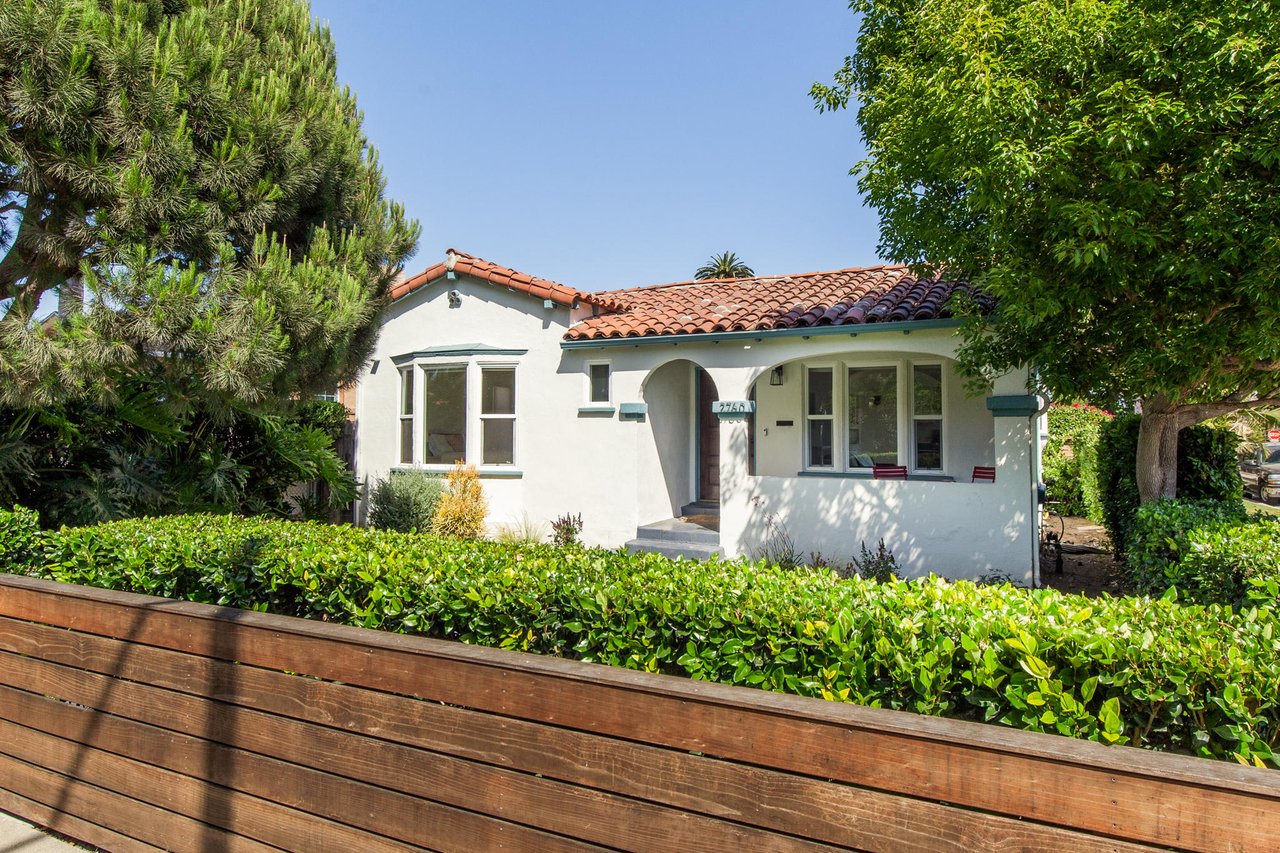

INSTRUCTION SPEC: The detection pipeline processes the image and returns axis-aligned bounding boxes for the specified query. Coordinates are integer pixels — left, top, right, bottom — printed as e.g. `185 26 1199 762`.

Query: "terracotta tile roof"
389 249 625 312
563 265 990 341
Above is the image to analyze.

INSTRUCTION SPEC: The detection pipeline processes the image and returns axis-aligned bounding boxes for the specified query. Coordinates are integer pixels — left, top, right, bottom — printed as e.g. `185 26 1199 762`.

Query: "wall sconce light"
769 366 785 386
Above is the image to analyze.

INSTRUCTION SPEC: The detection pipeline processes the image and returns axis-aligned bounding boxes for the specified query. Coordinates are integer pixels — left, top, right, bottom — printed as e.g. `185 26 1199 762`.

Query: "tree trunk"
1136 396 1181 503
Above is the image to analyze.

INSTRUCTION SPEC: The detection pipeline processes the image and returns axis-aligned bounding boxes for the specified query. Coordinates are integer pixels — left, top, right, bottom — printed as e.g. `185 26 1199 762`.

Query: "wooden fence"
1 573 1278 852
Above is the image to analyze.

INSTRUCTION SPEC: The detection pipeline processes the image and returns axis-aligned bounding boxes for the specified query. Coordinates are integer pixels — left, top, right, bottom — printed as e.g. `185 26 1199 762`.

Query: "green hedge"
1127 499 1280 608
1125 499 1248 596
1042 403 1110 521
6 511 1278 766
1097 415 1242 555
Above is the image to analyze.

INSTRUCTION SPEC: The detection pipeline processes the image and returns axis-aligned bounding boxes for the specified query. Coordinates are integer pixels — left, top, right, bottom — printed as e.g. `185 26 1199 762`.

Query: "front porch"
626 344 1041 583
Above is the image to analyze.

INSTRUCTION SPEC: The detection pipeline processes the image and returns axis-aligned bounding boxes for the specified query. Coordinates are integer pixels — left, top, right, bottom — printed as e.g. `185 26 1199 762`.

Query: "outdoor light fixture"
769 365 785 386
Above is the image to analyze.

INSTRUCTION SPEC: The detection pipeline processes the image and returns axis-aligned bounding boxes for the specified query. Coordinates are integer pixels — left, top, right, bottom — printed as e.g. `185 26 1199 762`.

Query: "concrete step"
625 538 723 561
632 518 720 545
680 501 720 517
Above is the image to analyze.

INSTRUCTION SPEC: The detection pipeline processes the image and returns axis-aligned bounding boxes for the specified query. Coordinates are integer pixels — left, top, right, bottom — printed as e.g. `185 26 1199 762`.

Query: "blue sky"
310 1 880 292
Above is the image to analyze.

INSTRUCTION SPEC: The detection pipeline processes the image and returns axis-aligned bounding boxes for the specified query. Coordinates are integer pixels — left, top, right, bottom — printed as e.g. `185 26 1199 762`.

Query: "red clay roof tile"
563 265 989 341
390 251 987 341
389 249 625 312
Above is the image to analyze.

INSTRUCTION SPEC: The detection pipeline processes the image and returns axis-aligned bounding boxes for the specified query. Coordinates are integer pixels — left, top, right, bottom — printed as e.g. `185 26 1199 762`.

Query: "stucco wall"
357 282 1038 580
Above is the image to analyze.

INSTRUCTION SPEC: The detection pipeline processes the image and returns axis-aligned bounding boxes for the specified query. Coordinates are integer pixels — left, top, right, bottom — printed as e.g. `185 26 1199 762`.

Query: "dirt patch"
1039 516 1128 598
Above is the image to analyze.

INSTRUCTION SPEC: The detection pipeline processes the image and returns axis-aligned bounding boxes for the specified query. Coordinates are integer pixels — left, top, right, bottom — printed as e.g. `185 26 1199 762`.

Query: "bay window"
398 361 518 468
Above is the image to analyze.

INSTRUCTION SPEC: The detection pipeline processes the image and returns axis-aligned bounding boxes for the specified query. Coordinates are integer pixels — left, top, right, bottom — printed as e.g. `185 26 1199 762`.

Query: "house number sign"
711 400 755 420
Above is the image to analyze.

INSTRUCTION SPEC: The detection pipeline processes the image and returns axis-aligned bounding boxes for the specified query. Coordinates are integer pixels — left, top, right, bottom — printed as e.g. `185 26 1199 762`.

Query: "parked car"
1239 442 1280 503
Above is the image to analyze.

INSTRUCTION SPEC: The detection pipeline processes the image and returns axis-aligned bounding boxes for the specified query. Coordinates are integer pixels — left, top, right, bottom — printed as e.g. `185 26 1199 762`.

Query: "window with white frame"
803 361 946 474
480 367 516 464
806 367 835 467
847 366 898 468
398 369 415 464
587 362 611 403
423 366 466 464
912 364 943 470
399 362 519 468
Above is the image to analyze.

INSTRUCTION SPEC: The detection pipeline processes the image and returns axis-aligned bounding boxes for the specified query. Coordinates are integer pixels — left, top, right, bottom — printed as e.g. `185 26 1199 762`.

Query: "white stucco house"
354 249 1045 583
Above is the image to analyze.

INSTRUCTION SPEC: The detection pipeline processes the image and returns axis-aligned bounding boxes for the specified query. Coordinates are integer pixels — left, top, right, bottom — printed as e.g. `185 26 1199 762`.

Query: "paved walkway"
0 811 88 853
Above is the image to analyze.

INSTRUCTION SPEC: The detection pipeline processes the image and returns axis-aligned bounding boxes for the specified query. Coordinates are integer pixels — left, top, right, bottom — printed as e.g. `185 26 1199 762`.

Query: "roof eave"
560 316 964 349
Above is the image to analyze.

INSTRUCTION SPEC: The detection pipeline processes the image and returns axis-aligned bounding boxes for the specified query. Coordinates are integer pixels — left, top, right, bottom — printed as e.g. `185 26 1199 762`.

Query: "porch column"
701 366 758 560
987 370 1042 584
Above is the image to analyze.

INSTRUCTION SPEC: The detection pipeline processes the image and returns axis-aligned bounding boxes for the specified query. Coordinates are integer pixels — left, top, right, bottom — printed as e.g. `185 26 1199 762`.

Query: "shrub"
850 539 900 582
432 462 488 538
368 471 443 533
0 505 42 572
1183 519 1280 608
19 513 1280 766
1042 403 1111 521
551 513 584 548
1096 415 1242 555
1125 499 1247 595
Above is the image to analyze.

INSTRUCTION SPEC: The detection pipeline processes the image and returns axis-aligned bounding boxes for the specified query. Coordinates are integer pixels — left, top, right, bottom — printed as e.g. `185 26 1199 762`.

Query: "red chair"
872 465 908 480
971 466 996 483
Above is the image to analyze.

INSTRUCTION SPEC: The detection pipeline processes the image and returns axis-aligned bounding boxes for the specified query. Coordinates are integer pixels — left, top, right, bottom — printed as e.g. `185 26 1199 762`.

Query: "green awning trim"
986 394 1042 417
392 344 527 364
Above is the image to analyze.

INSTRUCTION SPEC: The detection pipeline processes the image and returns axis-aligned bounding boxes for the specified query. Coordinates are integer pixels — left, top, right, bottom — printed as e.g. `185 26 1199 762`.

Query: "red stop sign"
1268 428 1280 441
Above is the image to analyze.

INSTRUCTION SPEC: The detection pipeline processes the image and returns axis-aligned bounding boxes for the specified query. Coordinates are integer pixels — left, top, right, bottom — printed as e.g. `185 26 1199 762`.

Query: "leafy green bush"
1183 520 1280 608
1097 415 1242 555
0 506 41 572
368 471 443 533
1125 499 1247 595
17 512 1280 766
1042 403 1111 521
433 463 488 538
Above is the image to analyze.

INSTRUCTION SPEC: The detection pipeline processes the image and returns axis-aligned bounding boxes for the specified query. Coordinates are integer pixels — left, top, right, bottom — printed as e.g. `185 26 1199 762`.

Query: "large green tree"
0 0 418 409
814 0 1280 502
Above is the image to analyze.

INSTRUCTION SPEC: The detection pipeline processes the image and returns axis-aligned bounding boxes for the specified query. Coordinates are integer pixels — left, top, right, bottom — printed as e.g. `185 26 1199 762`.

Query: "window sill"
392 465 523 479
577 405 616 416
797 470 955 482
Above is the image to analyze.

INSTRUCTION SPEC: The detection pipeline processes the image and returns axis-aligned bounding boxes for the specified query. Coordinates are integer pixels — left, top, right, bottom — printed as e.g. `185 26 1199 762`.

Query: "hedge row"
1042 403 1110 521
1127 499 1280 609
1096 414 1242 554
4 509 1278 767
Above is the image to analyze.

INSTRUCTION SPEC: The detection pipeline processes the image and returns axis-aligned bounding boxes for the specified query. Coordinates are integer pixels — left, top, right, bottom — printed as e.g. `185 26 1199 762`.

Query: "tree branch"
1173 397 1280 426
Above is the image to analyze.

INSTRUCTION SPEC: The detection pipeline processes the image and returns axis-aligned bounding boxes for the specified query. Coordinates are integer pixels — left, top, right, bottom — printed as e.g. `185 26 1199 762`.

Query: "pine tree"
0 0 419 409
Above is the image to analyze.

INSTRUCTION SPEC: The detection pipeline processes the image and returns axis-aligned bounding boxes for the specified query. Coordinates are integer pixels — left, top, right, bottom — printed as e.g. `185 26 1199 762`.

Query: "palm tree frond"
694 251 755 281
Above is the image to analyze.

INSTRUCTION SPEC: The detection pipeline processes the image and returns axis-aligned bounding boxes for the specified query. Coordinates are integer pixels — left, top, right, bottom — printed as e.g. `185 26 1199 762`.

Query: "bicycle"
1039 501 1065 577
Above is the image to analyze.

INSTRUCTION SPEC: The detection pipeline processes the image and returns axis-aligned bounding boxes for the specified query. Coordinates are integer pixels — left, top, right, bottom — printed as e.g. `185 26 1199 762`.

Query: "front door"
698 368 720 502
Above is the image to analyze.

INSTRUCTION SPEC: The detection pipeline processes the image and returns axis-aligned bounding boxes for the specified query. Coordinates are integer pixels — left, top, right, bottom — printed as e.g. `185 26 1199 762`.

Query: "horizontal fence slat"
0 718 429 853
0 618 1155 853
0 686 430 853
0 750 276 853
3 574 1278 852
0 787 164 853
0 663 831 853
